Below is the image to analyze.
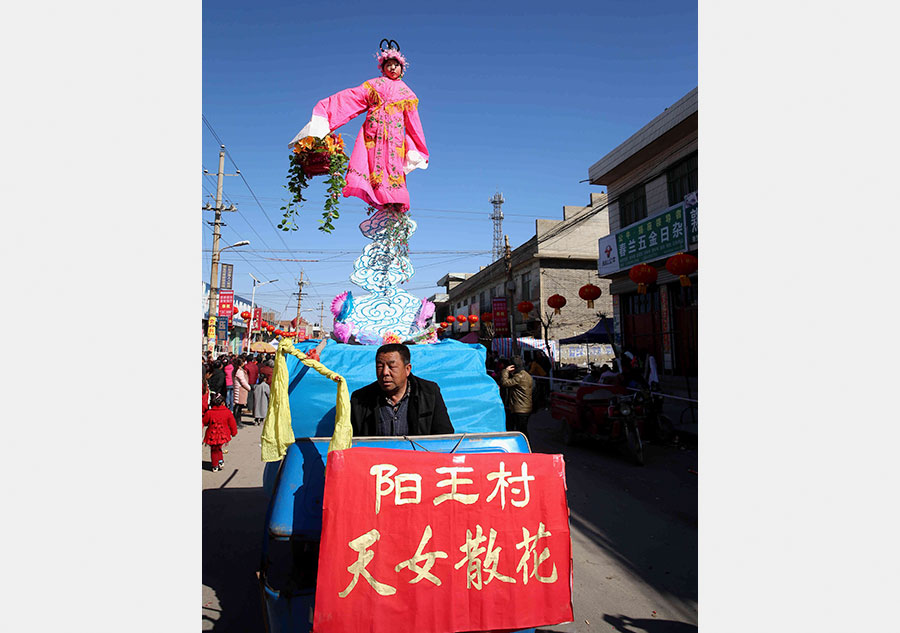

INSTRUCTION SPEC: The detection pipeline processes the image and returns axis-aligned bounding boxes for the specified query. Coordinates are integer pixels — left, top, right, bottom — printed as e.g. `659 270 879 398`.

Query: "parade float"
257 40 573 633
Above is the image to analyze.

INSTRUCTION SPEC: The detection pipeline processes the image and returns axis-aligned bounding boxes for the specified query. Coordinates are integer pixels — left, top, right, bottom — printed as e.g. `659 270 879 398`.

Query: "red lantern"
240 311 251 320
516 301 534 316
260 320 268 328
665 252 698 287
547 294 566 315
468 314 479 325
629 263 658 295
445 315 456 323
481 312 493 323
440 322 449 329
232 306 239 315
578 283 602 308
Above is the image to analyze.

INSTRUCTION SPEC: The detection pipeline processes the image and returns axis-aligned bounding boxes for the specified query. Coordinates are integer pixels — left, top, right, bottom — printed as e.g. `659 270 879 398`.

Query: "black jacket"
350 374 454 436
208 369 226 397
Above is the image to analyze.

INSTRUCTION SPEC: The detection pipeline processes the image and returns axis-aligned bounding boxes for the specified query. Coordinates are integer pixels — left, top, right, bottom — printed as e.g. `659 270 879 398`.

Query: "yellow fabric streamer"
260 338 352 462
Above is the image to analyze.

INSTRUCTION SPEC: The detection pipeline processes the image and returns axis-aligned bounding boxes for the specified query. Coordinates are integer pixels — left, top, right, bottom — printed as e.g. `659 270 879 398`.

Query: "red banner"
492 297 510 336
217 290 234 323
314 448 573 633
252 307 263 333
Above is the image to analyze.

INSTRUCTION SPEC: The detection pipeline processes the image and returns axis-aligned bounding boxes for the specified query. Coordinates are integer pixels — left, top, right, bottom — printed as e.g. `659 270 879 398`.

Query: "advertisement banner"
684 191 698 248
217 290 234 318
598 234 619 276
252 307 263 333
220 263 233 290
659 285 672 370
207 316 217 341
296 329 308 342
616 203 686 270
492 297 510 336
216 316 228 342
313 448 573 633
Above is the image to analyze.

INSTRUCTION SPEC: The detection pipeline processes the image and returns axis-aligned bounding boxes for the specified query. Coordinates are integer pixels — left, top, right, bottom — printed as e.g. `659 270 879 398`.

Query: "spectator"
245 354 259 413
224 357 235 408
203 392 237 472
350 343 454 436
259 358 274 386
252 378 270 426
528 356 548 409
600 361 620 385
500 357 534 439
232 357 252 428
207 360 226 399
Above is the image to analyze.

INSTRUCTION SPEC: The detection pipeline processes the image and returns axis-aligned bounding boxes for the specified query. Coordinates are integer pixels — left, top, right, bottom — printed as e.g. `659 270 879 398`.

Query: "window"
521 272 532 300
667 152 698 205
619 184 647 228
480 291 486 307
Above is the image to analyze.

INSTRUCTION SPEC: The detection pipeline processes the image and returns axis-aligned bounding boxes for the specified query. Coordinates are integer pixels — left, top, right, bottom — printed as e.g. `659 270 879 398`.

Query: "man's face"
375 351 411 395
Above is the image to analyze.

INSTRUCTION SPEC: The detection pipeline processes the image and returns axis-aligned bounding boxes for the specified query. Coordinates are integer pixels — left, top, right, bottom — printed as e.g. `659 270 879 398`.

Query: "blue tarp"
284 339 505 438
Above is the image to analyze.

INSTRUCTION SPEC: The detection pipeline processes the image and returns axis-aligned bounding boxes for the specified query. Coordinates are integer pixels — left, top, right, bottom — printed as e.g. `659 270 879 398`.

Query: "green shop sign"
616 203 687 269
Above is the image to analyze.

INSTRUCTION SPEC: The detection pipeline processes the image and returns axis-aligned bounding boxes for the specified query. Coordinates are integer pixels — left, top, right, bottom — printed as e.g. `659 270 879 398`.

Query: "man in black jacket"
350 343 454 436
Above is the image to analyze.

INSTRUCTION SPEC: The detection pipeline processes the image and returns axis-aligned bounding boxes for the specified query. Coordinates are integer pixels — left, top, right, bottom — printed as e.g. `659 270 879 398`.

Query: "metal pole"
248 279 257 354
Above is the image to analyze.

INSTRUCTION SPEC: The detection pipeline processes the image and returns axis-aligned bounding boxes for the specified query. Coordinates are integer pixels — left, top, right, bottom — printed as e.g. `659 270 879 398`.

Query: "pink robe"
298 76 429 212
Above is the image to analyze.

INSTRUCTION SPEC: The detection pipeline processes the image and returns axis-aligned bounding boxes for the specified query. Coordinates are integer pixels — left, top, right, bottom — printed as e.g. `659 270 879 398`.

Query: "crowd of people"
201 352 275 472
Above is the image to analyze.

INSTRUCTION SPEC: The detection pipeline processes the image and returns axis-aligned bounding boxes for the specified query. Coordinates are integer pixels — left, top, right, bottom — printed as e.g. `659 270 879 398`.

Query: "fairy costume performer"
290 41 438 345
289 41 428 213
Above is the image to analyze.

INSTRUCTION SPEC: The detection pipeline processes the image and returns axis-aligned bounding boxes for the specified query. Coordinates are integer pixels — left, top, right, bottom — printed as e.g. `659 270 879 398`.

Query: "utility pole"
319 301 325 338
504 234 518 358
203 145 239 354
294 270 306 334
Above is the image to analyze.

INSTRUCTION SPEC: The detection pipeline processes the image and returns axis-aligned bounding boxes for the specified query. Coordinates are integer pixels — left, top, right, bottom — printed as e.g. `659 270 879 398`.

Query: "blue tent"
559 319 615 344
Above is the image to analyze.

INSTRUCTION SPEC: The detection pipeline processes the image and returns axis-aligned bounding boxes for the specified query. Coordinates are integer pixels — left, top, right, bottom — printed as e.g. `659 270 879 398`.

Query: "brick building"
589 87 698 375
437 193 613 344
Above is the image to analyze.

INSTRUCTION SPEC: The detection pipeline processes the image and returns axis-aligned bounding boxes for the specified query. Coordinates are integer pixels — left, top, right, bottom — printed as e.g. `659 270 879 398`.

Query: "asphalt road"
202 408 698 632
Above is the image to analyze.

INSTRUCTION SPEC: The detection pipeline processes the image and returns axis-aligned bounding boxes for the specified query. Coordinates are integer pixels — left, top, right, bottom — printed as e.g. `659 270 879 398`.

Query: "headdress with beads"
375 38 408 73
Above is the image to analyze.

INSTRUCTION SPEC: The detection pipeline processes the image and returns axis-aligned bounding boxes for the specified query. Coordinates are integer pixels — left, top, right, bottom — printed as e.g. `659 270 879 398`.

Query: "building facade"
589 87 698 375
438 193 613 345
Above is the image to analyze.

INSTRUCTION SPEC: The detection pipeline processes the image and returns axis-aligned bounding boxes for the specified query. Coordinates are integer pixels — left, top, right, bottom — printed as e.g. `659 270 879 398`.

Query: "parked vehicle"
630 388 676 445
550 384 646 465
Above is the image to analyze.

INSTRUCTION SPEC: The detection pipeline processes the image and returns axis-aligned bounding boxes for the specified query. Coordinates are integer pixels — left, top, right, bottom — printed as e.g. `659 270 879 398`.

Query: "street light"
207 239 249 354
246 273 278 353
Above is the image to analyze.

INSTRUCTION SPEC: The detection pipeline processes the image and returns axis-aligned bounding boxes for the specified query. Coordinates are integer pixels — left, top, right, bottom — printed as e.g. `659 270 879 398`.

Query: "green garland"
279 135 350 234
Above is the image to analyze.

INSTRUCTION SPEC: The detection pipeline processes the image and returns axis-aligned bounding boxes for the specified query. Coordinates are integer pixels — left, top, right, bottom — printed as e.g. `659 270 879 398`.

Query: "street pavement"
202 406 698 632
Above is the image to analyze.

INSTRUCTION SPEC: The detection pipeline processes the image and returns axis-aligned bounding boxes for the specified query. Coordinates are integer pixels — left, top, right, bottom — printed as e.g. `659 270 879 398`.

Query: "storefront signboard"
492 298 510 336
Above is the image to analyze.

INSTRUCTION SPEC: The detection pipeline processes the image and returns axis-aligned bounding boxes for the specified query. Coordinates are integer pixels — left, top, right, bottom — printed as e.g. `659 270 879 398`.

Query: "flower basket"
280 134 349 233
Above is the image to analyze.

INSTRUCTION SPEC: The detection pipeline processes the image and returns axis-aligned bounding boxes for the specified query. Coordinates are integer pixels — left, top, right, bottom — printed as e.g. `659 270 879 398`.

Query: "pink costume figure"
289 45 428 213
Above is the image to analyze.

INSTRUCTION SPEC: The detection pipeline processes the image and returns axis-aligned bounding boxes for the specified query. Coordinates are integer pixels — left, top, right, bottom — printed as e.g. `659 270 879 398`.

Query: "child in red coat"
203 392 238 472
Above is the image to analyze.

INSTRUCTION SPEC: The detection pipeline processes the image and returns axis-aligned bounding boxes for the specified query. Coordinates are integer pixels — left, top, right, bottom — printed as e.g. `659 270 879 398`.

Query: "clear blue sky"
202 0 697 325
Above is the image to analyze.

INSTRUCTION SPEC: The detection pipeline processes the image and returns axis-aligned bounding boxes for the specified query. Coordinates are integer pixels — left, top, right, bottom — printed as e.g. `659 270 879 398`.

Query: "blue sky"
203 0 697 325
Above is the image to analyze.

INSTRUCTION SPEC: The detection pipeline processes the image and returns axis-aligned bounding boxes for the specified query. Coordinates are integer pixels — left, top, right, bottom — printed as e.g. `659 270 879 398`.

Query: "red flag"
313 448 573 633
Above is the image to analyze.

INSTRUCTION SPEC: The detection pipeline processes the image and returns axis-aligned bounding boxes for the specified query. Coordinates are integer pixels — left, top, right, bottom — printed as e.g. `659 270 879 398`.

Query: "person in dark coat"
350 343 454 436
207 360 226 399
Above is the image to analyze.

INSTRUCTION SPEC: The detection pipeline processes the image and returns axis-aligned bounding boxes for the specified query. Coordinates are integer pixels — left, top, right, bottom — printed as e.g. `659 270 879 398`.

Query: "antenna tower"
490 191 505 261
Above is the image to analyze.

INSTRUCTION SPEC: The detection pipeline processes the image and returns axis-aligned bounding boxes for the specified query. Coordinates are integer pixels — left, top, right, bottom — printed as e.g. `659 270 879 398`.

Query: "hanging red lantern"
445 315 456 323
467 314 479 325
578 283 602 308
440 322 449 329
629 263 658 295
260 320 268 328
232 306 239 315
665 252 698 286
240 311 251 320
481 312 493 323
517 301 534 316
547 294 567 315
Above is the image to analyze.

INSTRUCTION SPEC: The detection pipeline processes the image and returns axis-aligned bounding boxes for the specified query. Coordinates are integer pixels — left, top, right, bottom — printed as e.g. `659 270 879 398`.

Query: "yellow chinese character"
483 528 515 585
454 525 488 590
434 466 479 505
515 522 558 585
394 525 448 586
338 529 397 598
370 466 423 514
487 461 535 508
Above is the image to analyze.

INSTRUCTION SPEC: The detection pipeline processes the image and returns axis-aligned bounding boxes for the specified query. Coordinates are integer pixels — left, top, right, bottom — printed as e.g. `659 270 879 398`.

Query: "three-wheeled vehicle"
549 383 645 465
256 339 546 633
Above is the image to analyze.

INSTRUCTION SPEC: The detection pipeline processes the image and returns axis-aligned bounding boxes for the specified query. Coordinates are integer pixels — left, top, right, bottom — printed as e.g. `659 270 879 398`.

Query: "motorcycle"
605 393 645 466
630 388 676 445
